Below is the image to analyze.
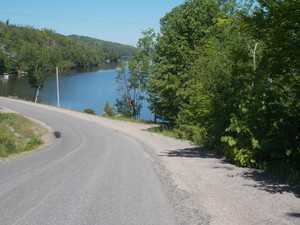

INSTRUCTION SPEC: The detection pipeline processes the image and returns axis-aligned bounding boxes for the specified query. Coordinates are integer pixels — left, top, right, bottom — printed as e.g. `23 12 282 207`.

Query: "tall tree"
115 63 132 117
129 29 156 120
152 0 227 122
20 42 48 102
222 0 300 166
115 29 156 119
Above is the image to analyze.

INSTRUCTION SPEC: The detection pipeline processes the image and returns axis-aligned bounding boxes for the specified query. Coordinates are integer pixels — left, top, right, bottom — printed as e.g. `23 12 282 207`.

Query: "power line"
0 12 158 26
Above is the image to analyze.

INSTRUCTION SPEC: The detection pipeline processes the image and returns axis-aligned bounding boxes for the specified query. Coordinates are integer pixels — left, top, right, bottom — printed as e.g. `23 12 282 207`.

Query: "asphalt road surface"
0 98 176 225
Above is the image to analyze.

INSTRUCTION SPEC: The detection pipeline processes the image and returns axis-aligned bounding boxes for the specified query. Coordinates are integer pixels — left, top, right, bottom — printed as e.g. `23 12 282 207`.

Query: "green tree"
128 29 156 120
0 49 8 74
102 101 114 117
115 29 156 120
151 0 227 122
0 21 132 75
115 63 132 117
222 0 300 167
20 42 48 102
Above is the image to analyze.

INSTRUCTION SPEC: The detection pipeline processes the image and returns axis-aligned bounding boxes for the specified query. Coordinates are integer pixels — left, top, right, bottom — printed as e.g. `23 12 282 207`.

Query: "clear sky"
0 0 185 47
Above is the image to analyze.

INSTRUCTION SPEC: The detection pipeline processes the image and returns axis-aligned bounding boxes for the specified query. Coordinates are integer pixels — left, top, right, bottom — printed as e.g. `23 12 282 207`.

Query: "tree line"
69 35 135 61
0 22 134 74
0 21 134 101
116 0 299 185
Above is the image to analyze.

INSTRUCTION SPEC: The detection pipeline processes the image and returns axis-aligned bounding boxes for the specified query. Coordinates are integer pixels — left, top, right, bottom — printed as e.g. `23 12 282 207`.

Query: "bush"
175 124 207 147
102 101 114 117
84 109 96 115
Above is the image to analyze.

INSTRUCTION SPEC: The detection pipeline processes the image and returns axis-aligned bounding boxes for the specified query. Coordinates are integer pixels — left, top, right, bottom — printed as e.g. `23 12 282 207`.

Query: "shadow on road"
159 146 300 198
286 212 300 218
159 147 223 159
241 170 300 198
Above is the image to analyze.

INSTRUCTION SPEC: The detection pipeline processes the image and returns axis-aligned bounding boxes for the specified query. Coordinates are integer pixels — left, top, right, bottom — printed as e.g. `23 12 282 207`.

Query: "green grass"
103 115 147 123
0 113 45 157
148 125 177 139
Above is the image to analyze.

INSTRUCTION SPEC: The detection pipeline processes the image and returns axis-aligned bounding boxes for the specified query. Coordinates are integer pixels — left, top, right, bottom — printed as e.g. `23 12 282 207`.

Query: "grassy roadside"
0 113 46 158
103 115 147 123
148 125 177 139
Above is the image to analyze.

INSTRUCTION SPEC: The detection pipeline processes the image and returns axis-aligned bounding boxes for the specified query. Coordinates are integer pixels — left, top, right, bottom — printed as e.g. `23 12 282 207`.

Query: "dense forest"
116 0 299 185
0 21 134 75
69 35 135 60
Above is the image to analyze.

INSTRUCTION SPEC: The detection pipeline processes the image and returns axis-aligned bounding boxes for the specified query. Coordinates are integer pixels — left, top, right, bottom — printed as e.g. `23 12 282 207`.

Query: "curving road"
0 97 176 225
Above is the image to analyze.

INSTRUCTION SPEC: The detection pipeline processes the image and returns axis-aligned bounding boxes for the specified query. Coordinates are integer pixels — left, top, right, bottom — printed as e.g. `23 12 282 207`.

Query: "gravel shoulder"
1 97 300 225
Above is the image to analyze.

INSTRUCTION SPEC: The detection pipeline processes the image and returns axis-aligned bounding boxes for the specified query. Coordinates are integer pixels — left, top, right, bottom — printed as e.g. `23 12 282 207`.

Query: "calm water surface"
0 65 153 121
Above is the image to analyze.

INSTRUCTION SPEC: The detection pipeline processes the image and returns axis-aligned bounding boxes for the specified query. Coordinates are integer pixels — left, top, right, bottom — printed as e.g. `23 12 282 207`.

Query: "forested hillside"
0 21 135 103
116 0 300 185
0 21 133 75
69 35 135 60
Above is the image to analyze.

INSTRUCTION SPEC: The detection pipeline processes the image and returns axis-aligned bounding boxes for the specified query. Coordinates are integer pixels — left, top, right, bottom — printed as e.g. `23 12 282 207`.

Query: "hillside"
0 21 135 74
69 35 135 59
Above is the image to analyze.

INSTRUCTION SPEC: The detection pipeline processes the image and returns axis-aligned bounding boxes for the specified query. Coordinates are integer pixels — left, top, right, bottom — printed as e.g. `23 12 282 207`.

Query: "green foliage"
221 0 300 171
0 126 17 157
69 35 135 60
149 125 177 139
115 29 156 120
151 0 230 123
84 109 96 115
133 0 300 184
102 101 115 117
268 161 300 187
115 63 132 118
0 22 134 75
0 49 8 74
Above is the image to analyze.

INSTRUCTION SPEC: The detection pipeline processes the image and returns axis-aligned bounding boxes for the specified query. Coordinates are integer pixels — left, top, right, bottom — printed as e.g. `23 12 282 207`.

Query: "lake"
0 64 154 121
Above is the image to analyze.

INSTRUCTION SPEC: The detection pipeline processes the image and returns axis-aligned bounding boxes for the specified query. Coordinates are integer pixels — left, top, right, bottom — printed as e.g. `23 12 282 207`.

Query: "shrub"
102 101 114 117
84 109 96 115
175 124 207 147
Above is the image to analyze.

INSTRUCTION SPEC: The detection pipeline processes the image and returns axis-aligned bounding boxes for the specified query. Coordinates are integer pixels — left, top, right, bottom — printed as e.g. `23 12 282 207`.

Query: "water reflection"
60 61 119 75
0 62 154 121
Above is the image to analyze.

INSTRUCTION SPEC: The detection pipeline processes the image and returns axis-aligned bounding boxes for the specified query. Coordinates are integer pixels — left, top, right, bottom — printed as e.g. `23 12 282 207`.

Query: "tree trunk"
34 86 40 103
154 98 157 123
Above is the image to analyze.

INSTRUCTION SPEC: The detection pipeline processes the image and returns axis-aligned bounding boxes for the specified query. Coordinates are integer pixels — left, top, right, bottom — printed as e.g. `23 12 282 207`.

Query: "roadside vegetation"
0 113 46 158
101 101 146 123
84 109 96 115
148 125 177 139
113 0 299 186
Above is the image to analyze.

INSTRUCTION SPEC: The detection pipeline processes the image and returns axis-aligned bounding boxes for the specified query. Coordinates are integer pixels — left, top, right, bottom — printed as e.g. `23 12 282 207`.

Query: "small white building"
2 73 9 79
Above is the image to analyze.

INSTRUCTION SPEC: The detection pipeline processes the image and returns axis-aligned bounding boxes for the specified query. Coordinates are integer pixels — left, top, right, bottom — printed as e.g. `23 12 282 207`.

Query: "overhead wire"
0 12 158 26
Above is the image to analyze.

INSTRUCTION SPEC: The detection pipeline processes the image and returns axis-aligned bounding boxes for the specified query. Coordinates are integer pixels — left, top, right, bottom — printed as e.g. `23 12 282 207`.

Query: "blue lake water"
0 65 154 121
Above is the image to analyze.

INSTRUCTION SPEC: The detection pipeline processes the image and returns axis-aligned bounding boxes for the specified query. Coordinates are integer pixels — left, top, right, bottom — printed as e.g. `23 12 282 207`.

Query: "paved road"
0 98 176 225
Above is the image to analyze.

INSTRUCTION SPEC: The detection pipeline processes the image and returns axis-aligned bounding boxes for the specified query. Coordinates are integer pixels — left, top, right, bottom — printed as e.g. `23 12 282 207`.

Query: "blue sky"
0 0 185 46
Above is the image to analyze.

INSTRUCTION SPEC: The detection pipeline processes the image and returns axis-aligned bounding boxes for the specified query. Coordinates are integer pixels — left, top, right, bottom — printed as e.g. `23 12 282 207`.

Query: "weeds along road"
0 97 176 225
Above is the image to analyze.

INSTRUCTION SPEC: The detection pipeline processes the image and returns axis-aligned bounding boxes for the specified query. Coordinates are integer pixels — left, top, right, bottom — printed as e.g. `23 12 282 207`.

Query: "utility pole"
138 79 141 119
56 67 60 107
